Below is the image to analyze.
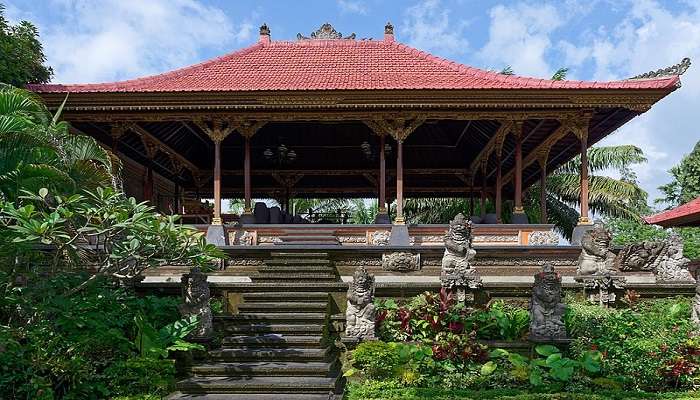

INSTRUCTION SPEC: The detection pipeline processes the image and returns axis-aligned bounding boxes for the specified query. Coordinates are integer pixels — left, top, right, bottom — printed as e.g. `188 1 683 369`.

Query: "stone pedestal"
239 212 256 225
206 224 227 246
389 224 410 246
511 212 529 224
574 274 627 307
571 223 594 245
374 212 391 224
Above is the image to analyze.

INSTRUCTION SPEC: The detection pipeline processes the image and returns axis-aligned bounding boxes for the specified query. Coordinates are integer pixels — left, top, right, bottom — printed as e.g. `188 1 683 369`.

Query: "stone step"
207 347 332 362
222 323 324 335
190 360 337 376
258 266 336 274
253 273 338 281
169 393 341 400
243 292 329 302
176 375 341 394
217 313 327 323
263 258 330 266
237 302 328 312
270 252 329 258
221 334 324 348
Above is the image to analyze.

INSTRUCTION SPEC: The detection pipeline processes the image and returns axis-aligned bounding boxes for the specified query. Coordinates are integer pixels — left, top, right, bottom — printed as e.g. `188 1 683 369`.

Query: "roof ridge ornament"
629 57 691 79
297 23 356 40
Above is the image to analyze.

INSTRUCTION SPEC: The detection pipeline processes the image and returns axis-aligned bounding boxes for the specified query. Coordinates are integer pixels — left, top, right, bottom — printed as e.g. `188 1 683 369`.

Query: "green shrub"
351 341 401 379
104 357 176 396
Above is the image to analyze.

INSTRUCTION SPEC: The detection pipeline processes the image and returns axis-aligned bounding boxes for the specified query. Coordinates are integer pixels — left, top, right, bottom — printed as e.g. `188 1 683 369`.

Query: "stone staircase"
277 229 340 245
169 252 344 399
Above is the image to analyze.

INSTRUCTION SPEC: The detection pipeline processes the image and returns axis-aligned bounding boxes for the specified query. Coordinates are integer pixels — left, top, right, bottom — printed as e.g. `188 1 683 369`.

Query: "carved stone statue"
382 252 420 272
178 267 213 339
656 233 694 282
578 273 627 307
529 264 567 341
577 220 616 275
345 266 376 340
614 233 694 282
371 230 391 246
692 281 700 328
441 213 481 302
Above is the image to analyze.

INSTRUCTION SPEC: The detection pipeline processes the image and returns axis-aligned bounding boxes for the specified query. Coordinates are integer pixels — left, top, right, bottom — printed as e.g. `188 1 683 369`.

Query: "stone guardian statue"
529 264 567 341
345 266 376 340
178 267 213 339
577 220 617 275
440 213 482 301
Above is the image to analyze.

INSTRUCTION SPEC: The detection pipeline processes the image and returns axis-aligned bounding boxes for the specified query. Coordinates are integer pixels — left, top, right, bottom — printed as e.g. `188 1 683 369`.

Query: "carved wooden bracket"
142 136 159 160
194 118 237 143
110 123 132 141
364 117 425 142
566 111 593 142
235 120 267 139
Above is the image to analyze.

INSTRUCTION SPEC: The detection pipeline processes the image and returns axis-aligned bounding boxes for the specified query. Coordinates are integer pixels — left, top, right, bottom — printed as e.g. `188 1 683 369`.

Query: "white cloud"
559 0 700 205
400 0 469 57
39 0 254 83
478 3 563 77
337 0 367 15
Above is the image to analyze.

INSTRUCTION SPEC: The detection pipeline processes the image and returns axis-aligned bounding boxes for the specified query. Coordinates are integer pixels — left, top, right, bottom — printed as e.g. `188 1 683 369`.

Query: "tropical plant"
657 140 700 207
0 187 225 294
0 5 53 87
405 145 649 239
0 84 118 202
133 312 204 359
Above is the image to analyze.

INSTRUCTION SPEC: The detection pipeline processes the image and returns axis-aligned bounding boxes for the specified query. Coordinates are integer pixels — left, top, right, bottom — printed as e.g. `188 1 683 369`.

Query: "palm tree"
0 84 117 201
405 145 649 240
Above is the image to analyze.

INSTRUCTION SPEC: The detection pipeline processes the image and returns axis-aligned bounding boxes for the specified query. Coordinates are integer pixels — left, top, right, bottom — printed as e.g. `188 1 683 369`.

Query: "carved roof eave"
35 87 676 120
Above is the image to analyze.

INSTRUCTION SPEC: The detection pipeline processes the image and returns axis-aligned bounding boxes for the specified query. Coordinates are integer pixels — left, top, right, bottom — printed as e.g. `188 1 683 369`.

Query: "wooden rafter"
129 123 201 175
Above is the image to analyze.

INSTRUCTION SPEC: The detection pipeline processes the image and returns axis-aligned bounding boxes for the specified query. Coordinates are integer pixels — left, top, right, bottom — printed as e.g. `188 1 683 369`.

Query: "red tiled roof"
645 197 700 228
28 37 681 93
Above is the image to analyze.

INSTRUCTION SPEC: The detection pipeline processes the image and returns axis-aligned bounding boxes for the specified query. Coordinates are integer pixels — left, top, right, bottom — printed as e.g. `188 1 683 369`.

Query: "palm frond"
556 145 647 174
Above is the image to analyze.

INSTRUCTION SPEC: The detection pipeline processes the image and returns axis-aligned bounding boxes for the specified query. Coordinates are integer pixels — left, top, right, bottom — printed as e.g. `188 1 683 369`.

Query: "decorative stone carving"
258 236 283 244
473 235 519 243
529 264 567 341
440 213 482 301
657 233 694 282
630 58 691 79
178 267 213 339
338 235 367 244
345 266 376 340
370 230 391 246
614 233 695 282
692 281 700 328
381 252 420 272
475 258 578 267
338 259 383 267
528 230 559 246
238 231 255 246
576 274 627 307
577 220 617 275
297 23 356 40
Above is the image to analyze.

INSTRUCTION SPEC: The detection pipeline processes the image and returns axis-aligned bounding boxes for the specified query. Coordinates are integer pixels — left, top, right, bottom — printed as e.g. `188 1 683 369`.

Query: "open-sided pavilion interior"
30 23 686 249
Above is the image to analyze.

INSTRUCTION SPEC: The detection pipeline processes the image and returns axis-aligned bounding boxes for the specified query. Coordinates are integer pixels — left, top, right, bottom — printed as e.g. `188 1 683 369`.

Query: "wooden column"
578 133 590 224
196 119 235 226
213 139 222 224
513 124 524 214
495 151 502 223
244 137 252 212
538 158 547 223
571 115 591 225
480 159 487 217
142 138 158 204
395 139 405 224
236 121 265 219
379 135 387 213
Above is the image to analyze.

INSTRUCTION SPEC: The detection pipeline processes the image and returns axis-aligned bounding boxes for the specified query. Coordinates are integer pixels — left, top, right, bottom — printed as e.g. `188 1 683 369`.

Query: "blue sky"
5 0 700 208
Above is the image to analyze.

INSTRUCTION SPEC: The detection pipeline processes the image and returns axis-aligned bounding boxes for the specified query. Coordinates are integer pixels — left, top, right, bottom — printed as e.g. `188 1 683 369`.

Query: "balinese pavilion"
29 23 690 398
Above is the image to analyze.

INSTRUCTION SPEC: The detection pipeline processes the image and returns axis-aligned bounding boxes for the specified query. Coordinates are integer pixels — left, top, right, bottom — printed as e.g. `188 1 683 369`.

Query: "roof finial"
259 23 271 44
629 57 691 80
297 23 355 40
384 22 395 42
384 22 394 35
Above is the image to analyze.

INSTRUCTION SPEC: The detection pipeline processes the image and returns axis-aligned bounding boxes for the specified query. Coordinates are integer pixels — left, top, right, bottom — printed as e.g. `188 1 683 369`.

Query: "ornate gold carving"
297 23 355 40
235 120 267 139
364 117 426 142
384 22 394 35
629 58 691 80
194 118 237 143
211 217 222 225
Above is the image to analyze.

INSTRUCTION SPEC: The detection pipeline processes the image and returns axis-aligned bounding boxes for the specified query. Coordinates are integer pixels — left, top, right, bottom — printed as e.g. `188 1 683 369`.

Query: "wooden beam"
220 168 471 176
469 121 511 174
129 123 201 175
